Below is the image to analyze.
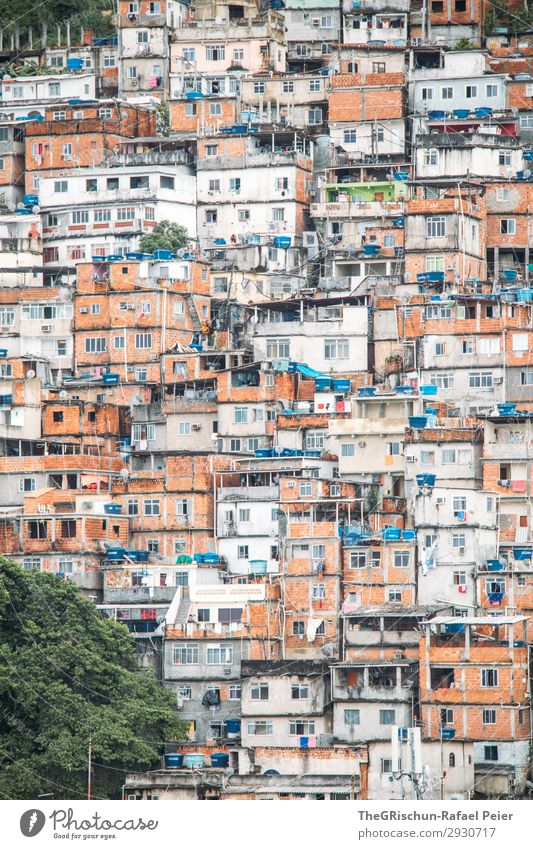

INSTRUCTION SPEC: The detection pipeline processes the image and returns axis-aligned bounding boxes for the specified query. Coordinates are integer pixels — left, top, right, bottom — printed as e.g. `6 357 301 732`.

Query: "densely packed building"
2 0 533 802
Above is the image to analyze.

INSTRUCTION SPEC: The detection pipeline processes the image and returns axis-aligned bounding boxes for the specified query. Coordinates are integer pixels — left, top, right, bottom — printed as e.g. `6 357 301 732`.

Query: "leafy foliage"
139 221 189 254
0 558 186 799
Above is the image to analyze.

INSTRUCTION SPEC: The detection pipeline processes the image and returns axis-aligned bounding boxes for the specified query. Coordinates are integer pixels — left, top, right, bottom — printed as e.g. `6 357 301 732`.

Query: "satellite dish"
59 390 67 399
26 369 36 379
16 202 24 209
32 205 40 214
120 468 130 480
7 203 16 212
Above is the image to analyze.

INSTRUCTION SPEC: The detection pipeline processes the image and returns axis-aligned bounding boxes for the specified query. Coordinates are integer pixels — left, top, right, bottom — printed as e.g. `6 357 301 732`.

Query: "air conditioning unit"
499 479 512 487
494 377 503 384
81 501 93 510
312 17 320 24
41 324 52 332
405 456 416 463
63 154 72 161
357 441 366 447
191 424 201 431
436 496 446 504
80 307 89 314
129 79 139 88
459 547 465 555
287 481 294 488
127 304 136 310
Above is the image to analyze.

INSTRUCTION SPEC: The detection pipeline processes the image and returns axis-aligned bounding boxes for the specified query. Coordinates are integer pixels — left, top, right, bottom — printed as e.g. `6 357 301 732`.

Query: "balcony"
311 200 404 219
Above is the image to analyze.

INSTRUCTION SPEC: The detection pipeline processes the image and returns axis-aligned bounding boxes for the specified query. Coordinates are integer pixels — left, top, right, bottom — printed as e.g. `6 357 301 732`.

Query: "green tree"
454 37 476 49
139 220 189 254
0 558 186 799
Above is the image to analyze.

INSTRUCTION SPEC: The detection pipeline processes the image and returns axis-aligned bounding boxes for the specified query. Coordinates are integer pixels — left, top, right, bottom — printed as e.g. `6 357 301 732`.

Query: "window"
178 422 191 436
116 207 135 221
85 337 107 353
309 79 320 92
229 438 241 452
60 520 76 539
247 721 272 735
393 551 410 568
430 372 455 389
238 209 250 222
521 371 533 386
282 81 294 93
182 48 195 62
484 745 498 762
481 669 498 688
173 644 199 664
324 338 349 360
0 308 14 327
343 128 357 144
127 498 139 516
103 55 116 68
19 478 36 493
421 87 434 101
234 407 248 424
426 257 445 276
54 180 68 193
29 521 47 539
307 108 323 125
426 216 446 238
135 333 152 349
486 84 498 98
423 148 439 166
299 482 312 497
311 583 325 599
266 338 290 358
453 572 466 586
250 683 269 700
206 45 225 61
94 209 111 223
229 685 241 700
380 710 395 725
175 499 190 517
253 82 265 94
289 720 315 736
512 333 529 353
452 533 465 550
205 209 217 224
388 589 402 603
272 208 285 222
207 645 233 664
500 219 516 235
344 709 360 725
49 83 60 96
237 545 249 559
482 708 496 724
126 66 137 78
441 86 454 99
292 684 309 699
144 499 160 516
381 759 393 774
177 687 192 701
499 150 511 167
465 85 478 99
209 102 222 116
387 442 401 456
293 621 305 636
442 449 457 464
22 557 41 572
341 443 355 457
132 424 155 442
229 177 241 193
468 372 493 389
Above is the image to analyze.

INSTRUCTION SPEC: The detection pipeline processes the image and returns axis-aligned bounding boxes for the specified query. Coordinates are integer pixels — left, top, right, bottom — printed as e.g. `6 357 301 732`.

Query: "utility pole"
87 738 92 800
